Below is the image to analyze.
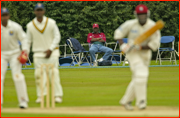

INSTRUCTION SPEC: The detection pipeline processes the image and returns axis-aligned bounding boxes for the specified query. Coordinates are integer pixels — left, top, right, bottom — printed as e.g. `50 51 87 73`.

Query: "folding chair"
175 42 179 57
106 42 121 65
156 36 177 65
66 38 91 66
59 57 75 66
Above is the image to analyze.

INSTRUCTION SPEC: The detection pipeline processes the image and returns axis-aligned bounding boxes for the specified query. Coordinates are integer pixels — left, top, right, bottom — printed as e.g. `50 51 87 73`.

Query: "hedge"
1 1 179 61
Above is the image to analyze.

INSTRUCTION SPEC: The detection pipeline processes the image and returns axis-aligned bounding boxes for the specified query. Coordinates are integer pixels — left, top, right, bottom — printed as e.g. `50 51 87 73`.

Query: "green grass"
2 64 179 117
17 60 179 69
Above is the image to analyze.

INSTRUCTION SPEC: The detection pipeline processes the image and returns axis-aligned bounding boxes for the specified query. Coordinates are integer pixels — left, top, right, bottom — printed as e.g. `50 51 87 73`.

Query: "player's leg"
34 57 47 103
120 74 136 110
98 45 113 61
130 51 151 109
133 63 148 109
133 51 151 109
9 52 29 108
49 57 63 103
1 54 9 108
89 44 98 65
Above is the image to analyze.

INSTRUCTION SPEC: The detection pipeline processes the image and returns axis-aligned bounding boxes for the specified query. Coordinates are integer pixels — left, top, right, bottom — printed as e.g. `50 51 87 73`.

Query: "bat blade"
134 20 165 45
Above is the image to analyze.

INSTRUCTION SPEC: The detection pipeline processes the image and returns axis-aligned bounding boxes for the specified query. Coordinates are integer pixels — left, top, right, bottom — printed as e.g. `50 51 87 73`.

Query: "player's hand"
18 50 28 64
132 45 142 51
120 43 131 54
44 49 52 58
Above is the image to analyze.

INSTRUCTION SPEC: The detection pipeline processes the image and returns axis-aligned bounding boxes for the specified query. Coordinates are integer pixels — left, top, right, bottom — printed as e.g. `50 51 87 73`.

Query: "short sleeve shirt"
87 32 106 43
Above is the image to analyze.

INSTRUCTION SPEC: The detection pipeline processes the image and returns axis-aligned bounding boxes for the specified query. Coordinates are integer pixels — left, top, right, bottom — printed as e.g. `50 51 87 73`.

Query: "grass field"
1 61 179 117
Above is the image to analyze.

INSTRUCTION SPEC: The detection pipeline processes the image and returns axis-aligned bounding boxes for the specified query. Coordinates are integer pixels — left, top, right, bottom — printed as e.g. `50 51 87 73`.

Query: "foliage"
1 1 179 60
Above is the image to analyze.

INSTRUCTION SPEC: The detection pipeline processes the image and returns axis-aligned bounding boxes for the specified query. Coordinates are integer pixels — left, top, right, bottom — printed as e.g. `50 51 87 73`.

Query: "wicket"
40 64 55 108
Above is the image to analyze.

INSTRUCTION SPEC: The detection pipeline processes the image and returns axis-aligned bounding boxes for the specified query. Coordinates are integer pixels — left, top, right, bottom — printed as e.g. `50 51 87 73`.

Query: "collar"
92 31 101 34
1 19 11 28
34 16 46 24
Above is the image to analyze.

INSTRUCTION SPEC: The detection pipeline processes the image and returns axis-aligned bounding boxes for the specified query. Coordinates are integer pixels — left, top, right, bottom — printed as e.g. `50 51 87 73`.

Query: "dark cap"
34 3 45 10
1 7 9 15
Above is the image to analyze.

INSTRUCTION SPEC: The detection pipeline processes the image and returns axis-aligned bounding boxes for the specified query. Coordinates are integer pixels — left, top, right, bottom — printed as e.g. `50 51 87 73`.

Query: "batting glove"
120 43 131 54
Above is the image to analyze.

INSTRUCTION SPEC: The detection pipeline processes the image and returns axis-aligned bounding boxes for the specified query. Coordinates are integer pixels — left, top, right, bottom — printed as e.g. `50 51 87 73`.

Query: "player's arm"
45 24 60 58
17 26 30 64
26 28 32 53
17 26 29 54
114 21 131 53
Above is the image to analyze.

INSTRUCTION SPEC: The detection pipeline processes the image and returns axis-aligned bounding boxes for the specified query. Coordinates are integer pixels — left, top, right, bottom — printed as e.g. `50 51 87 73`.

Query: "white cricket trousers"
120 50 152 107
1 52 29 105
34 56 63 97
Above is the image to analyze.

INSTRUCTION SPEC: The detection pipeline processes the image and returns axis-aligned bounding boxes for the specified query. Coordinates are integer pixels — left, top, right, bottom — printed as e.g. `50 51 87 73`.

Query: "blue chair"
59 57 75 66
66 38 91 66
156 36 177 65
80 56 92 66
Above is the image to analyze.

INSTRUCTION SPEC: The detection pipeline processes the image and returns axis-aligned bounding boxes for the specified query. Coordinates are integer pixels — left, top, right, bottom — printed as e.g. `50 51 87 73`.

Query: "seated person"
87 23 113 66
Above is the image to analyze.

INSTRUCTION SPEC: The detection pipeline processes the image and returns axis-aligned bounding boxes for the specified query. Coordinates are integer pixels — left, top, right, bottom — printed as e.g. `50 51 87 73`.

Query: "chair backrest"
161 36 175 44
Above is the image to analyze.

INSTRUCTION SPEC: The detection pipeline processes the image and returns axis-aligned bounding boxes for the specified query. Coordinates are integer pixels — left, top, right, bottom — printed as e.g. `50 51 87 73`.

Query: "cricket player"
26 3 63 103
114 4 161 110
1 8 29 109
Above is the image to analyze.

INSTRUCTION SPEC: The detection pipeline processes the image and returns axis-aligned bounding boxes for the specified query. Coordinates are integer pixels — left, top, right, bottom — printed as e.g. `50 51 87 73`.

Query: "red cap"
135 4 148 14
93 23 99 28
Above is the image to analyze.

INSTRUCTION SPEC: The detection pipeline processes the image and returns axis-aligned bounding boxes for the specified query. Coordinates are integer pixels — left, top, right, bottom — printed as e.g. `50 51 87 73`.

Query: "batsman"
114 4 162 110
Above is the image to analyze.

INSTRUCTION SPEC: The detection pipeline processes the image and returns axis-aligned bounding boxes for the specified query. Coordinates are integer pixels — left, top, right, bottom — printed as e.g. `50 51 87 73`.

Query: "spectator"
87 23 113 66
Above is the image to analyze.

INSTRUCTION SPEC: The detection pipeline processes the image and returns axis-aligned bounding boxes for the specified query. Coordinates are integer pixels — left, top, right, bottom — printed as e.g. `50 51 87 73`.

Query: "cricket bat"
125 20 165 53
134 20 165 45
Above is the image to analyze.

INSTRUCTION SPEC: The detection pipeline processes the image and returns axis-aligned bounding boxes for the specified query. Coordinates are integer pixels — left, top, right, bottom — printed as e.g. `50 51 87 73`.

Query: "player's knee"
35 68 41 79
134 78 147 85
13 73 25 81
133 64 149 78
53 68 59 75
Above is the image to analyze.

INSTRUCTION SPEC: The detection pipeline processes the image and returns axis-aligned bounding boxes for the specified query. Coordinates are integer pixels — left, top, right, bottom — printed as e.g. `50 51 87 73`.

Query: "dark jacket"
66 38 86 52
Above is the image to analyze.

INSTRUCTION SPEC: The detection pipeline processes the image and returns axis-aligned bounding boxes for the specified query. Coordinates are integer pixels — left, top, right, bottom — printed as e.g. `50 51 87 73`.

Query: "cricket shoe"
35 97 41 103
55 97 63 103
19 101 28 109
138 100 146 110
120 101 134 111
93 61 97 67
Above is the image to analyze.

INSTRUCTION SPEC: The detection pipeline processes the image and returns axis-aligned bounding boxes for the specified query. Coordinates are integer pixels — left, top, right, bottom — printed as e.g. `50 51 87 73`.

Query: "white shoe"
138 100 146 110
120 101 133 111
36 97 41 103
98 58 104 62
93 61 97 67
55 97 62 103
19 101 28 109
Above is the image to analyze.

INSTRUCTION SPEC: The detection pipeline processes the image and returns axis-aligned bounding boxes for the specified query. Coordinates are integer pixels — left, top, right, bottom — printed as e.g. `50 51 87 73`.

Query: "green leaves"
1 1 179 59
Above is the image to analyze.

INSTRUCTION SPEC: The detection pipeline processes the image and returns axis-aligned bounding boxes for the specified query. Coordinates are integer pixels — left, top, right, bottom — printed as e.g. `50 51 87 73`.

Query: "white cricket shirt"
1 20 28 55
26 16 61 57
114 18 161 51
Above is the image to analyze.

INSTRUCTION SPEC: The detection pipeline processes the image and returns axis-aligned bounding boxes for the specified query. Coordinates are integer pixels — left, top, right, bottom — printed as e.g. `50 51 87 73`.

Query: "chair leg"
156 49 159 63
170 51 172 62
173 51 177 65
159 51 162 65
